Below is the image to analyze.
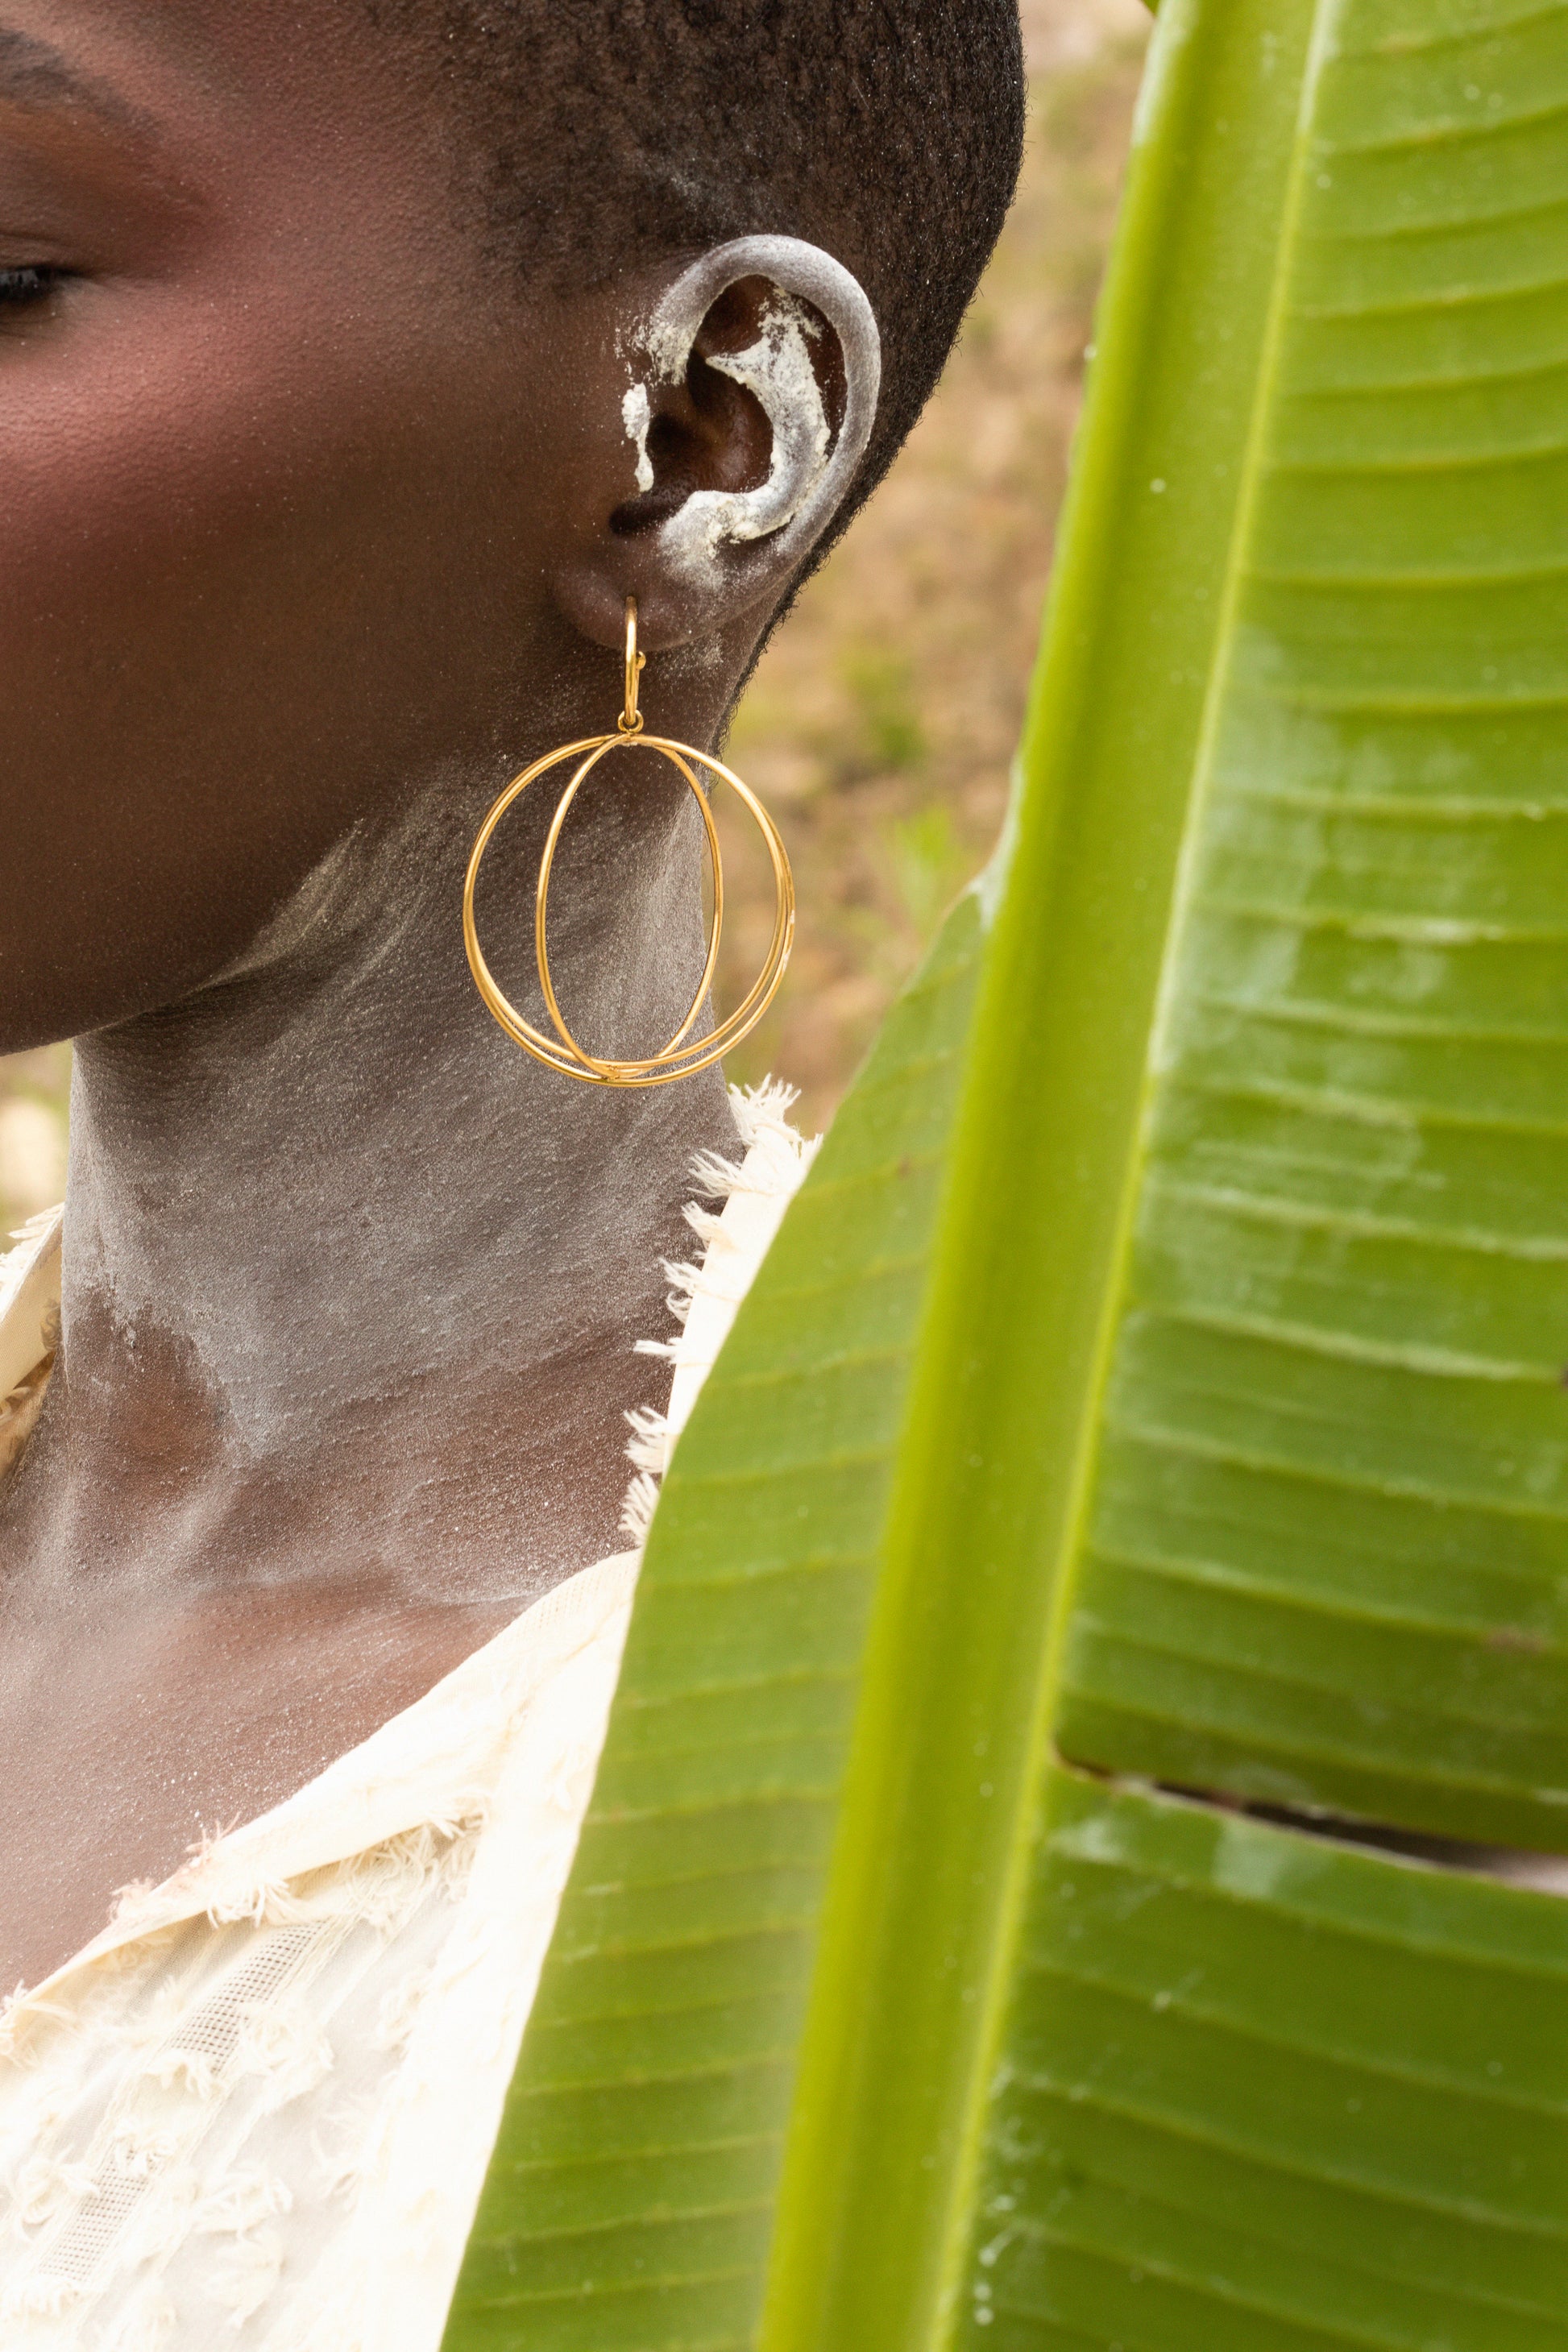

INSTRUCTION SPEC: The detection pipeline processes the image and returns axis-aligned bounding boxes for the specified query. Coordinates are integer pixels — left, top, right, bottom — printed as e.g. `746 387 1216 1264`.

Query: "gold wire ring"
463 716 795 1087
533 734 727 1078
464 597 794 1086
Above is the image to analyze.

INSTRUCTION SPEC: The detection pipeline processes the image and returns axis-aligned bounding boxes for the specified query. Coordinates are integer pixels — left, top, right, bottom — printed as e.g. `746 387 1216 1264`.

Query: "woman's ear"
550 236 880 653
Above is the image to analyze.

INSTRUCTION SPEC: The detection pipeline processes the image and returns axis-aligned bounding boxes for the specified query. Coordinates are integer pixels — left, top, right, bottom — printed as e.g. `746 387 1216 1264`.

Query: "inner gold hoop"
463 732 796 1087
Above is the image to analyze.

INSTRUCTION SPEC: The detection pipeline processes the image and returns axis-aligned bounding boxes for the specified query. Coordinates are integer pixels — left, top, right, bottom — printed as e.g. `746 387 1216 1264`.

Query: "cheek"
1 279 463 736
0 279 520 1044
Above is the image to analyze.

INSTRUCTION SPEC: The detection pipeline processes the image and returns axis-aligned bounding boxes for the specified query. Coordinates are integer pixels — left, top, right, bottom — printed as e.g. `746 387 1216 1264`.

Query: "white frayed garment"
0 1086 815 2351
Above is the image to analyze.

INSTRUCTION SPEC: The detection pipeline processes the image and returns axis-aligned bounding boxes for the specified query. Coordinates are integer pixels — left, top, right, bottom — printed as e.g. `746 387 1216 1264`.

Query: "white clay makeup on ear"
624 234 881 593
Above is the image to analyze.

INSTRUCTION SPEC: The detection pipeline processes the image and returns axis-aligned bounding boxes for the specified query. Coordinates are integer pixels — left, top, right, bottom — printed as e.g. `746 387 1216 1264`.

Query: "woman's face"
0 2 597 1050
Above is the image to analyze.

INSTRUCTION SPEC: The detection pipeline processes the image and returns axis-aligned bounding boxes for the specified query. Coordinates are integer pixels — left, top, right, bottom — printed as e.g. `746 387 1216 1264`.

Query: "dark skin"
0 2 874 1987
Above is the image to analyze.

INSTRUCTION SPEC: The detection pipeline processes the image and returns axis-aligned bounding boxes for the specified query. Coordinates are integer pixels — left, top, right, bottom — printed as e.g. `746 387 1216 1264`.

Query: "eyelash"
0 266 64 309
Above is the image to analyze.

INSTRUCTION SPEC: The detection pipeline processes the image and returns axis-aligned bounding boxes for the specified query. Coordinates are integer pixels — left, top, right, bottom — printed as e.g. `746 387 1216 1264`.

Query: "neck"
21 754 736 1612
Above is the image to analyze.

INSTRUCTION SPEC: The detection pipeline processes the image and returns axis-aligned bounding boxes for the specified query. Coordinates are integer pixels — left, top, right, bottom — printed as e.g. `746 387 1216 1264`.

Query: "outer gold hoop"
463 608 795 1087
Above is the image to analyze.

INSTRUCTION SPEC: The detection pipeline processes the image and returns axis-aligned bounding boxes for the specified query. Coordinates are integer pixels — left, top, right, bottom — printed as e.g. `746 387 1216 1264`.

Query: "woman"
0 2 1023 2341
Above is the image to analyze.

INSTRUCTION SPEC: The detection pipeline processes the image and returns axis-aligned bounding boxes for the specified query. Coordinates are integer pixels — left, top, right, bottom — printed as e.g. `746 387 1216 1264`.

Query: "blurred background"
0 0 1149 1230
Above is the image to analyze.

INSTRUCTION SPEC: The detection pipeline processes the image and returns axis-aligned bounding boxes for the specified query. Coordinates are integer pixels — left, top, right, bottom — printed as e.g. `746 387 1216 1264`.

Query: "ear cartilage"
633 234 881 593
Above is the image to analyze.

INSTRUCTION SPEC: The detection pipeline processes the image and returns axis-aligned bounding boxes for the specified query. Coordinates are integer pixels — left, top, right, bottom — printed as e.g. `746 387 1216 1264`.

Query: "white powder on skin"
621 235 881 599
663 296 831 578
620 384 653 495
59 766 722 1484
621 296 830 572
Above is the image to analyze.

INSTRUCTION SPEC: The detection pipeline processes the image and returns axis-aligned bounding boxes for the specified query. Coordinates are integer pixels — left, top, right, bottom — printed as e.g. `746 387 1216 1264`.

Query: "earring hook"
620 597 646 736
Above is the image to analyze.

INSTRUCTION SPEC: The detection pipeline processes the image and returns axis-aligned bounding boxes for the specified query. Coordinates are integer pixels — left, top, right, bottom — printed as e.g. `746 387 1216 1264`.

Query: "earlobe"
619 236 881 639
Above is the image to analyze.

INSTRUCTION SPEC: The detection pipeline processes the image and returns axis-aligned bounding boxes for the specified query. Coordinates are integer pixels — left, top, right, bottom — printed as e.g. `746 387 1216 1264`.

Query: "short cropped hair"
375 2 1026 535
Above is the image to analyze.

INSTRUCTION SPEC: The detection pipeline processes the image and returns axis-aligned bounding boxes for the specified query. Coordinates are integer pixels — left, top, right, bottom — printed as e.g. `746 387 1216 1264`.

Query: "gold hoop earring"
463 599 795 1087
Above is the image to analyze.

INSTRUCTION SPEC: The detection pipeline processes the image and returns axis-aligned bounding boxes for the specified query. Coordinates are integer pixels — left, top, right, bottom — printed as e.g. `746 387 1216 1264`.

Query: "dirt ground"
0 1 1149 1225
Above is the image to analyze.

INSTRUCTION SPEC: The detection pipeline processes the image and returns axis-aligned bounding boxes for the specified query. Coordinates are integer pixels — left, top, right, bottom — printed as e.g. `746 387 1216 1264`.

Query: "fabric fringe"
103 2297 178 2352
618 1081 815 1549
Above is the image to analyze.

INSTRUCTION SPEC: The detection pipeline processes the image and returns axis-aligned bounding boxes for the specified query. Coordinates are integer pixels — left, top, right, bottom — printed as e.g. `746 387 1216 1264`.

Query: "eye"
0 265 65 310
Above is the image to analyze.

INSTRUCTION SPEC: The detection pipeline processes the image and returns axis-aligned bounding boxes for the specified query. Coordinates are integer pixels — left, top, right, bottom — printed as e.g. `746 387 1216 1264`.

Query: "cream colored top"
0 1086 814 2352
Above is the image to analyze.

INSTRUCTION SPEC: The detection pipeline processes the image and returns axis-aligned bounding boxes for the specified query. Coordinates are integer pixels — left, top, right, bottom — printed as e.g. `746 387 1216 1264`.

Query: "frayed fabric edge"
618 1079 815 1549
0 1205 64 1477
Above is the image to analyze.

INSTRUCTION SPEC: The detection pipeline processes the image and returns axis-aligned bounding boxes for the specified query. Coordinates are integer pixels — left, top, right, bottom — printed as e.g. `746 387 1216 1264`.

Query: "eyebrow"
0 27 156 139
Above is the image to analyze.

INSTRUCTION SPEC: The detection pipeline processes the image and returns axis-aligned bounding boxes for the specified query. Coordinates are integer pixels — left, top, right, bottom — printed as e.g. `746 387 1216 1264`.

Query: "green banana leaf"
443 0 1568 2345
